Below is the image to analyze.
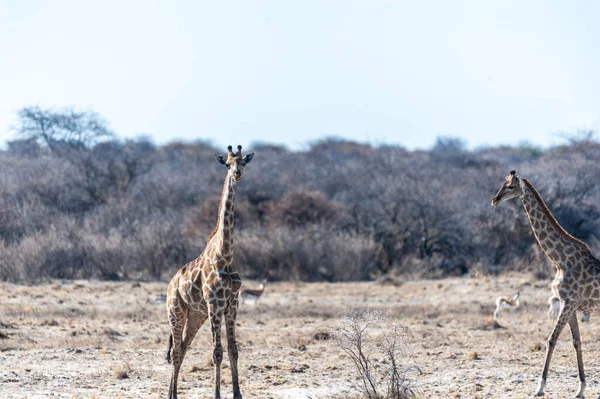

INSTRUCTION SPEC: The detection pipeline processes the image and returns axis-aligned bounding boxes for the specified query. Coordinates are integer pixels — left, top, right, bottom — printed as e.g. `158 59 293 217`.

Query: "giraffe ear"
243 153 254 164
215 154 227 165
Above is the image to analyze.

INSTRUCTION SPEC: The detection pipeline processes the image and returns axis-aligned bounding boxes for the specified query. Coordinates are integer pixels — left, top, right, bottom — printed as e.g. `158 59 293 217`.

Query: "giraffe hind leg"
166 333 174 364
168 295 188 399
536 304 575 397
181 311 207 357
568 314 586 398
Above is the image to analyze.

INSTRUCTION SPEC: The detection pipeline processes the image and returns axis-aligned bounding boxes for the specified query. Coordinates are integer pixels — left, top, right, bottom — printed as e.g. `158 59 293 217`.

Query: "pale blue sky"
1 1 599 150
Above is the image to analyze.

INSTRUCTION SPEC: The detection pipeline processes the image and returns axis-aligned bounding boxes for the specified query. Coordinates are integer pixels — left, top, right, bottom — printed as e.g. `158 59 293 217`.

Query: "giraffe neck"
210 174 237 260
520 178 591 269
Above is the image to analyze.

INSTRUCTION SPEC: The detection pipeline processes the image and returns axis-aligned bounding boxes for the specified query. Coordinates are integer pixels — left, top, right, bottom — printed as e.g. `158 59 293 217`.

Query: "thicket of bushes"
1 106 599 282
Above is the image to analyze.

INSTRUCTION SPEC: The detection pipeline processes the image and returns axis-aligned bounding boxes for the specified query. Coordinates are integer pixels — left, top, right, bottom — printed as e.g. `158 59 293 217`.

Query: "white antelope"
240 280 266 305
494 291 520 319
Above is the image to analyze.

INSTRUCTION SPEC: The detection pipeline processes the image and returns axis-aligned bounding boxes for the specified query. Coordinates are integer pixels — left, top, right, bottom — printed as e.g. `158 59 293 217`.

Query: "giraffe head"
215 145 254 183
491 170 524 206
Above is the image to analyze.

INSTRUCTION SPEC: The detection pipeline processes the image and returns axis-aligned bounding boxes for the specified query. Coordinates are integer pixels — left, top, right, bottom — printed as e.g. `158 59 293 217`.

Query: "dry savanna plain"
2 274 600 399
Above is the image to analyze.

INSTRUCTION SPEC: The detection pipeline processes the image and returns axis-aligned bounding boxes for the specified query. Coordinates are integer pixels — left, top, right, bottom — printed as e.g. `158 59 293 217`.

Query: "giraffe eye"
226 164 231 169
508 185 515 189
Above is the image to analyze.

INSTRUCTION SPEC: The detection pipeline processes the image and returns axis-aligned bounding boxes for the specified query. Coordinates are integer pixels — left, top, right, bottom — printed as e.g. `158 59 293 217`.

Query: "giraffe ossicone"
166 145 254 399
492 170 600 398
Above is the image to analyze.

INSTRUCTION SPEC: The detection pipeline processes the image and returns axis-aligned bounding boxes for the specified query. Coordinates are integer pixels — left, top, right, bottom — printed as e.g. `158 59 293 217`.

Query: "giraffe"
548 293 591 322
166 145 254 399
492 170 600 398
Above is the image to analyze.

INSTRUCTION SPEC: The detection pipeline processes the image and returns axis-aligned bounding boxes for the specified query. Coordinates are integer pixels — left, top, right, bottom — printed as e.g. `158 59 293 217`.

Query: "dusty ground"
1 274 600 399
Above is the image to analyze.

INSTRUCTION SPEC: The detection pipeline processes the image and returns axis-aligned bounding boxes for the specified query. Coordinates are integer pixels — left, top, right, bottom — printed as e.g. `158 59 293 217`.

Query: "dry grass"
0 275 597 398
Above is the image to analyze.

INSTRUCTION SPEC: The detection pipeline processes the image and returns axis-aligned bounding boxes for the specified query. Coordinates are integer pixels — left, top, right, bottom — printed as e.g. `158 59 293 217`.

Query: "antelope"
240 280 266 305
494 291 520 319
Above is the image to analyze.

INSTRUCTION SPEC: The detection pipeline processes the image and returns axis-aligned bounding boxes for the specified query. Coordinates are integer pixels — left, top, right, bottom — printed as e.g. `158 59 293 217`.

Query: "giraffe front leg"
226 301 242 399
568 314 586 398
209 303 224 399
536 305 575 397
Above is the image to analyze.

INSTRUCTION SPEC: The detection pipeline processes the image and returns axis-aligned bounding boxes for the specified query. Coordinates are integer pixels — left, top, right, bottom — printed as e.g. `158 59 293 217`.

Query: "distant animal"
240 280 267 305
582 311 590 323
548 295 560 320
494 291 520 319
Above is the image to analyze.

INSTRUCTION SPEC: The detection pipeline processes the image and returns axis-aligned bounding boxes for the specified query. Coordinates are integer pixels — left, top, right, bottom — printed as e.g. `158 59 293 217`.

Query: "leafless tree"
334 310 419 399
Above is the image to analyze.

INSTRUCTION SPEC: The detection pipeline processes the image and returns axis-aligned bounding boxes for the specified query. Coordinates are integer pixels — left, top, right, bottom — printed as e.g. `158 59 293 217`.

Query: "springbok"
494 291 520 319
240 280 267 305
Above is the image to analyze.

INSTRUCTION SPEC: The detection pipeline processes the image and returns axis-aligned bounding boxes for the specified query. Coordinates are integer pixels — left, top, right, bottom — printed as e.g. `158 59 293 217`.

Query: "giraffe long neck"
520 178 591 269
211 174 237 260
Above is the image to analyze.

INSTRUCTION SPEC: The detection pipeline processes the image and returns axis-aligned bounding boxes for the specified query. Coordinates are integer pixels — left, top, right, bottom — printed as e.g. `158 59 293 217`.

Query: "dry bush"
2 110 600 283
112 359 132 379
334 310 420 399
184 194 221 240
236 225 381 281
266 188 341 227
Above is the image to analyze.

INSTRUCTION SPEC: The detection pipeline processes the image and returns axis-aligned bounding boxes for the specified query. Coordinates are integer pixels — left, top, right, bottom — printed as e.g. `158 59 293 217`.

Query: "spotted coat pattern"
166 146 252 399
492 171 600 398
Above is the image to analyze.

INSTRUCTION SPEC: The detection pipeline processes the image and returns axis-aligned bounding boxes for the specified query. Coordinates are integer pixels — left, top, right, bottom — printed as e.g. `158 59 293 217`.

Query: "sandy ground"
1 274 600 399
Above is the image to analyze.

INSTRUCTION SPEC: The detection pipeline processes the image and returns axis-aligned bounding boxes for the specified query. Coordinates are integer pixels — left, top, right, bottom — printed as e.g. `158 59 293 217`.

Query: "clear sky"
1 1 599 150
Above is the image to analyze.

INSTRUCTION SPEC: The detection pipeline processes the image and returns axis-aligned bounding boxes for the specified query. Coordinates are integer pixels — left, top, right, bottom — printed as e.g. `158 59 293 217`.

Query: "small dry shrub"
112 360 131 379
531 342 543 352
334 310 420 399
313 331 332 341
475 317 505 331
188 364 207 373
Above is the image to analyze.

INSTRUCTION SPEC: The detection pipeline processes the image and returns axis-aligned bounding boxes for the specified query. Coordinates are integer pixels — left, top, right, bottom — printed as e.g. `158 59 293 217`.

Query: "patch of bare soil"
0 274 598 398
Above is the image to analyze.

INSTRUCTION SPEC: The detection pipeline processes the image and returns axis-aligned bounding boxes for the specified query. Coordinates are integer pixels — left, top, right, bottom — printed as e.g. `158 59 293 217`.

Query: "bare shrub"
266 188 341 227
184 194 221 241
236 225 381 281
0 227 78 282
334 310 420 399
112 360 131 379
2 110 600 283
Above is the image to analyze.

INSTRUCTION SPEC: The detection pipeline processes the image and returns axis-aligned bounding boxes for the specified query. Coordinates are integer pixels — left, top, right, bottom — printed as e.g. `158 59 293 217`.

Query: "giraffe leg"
568 314 586 398
168 294 188 399
225 300 242 399
166 333 173 364
182 311 207 358
209 302 224 399
536 305 576 397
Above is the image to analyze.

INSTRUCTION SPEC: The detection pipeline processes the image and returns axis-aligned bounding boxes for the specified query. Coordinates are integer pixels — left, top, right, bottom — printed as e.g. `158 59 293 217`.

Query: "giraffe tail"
166 333 173 364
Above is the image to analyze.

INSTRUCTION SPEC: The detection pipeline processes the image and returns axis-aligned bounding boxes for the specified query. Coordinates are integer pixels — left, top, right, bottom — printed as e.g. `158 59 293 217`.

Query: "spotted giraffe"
492 170 600 398
166 145 254 399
